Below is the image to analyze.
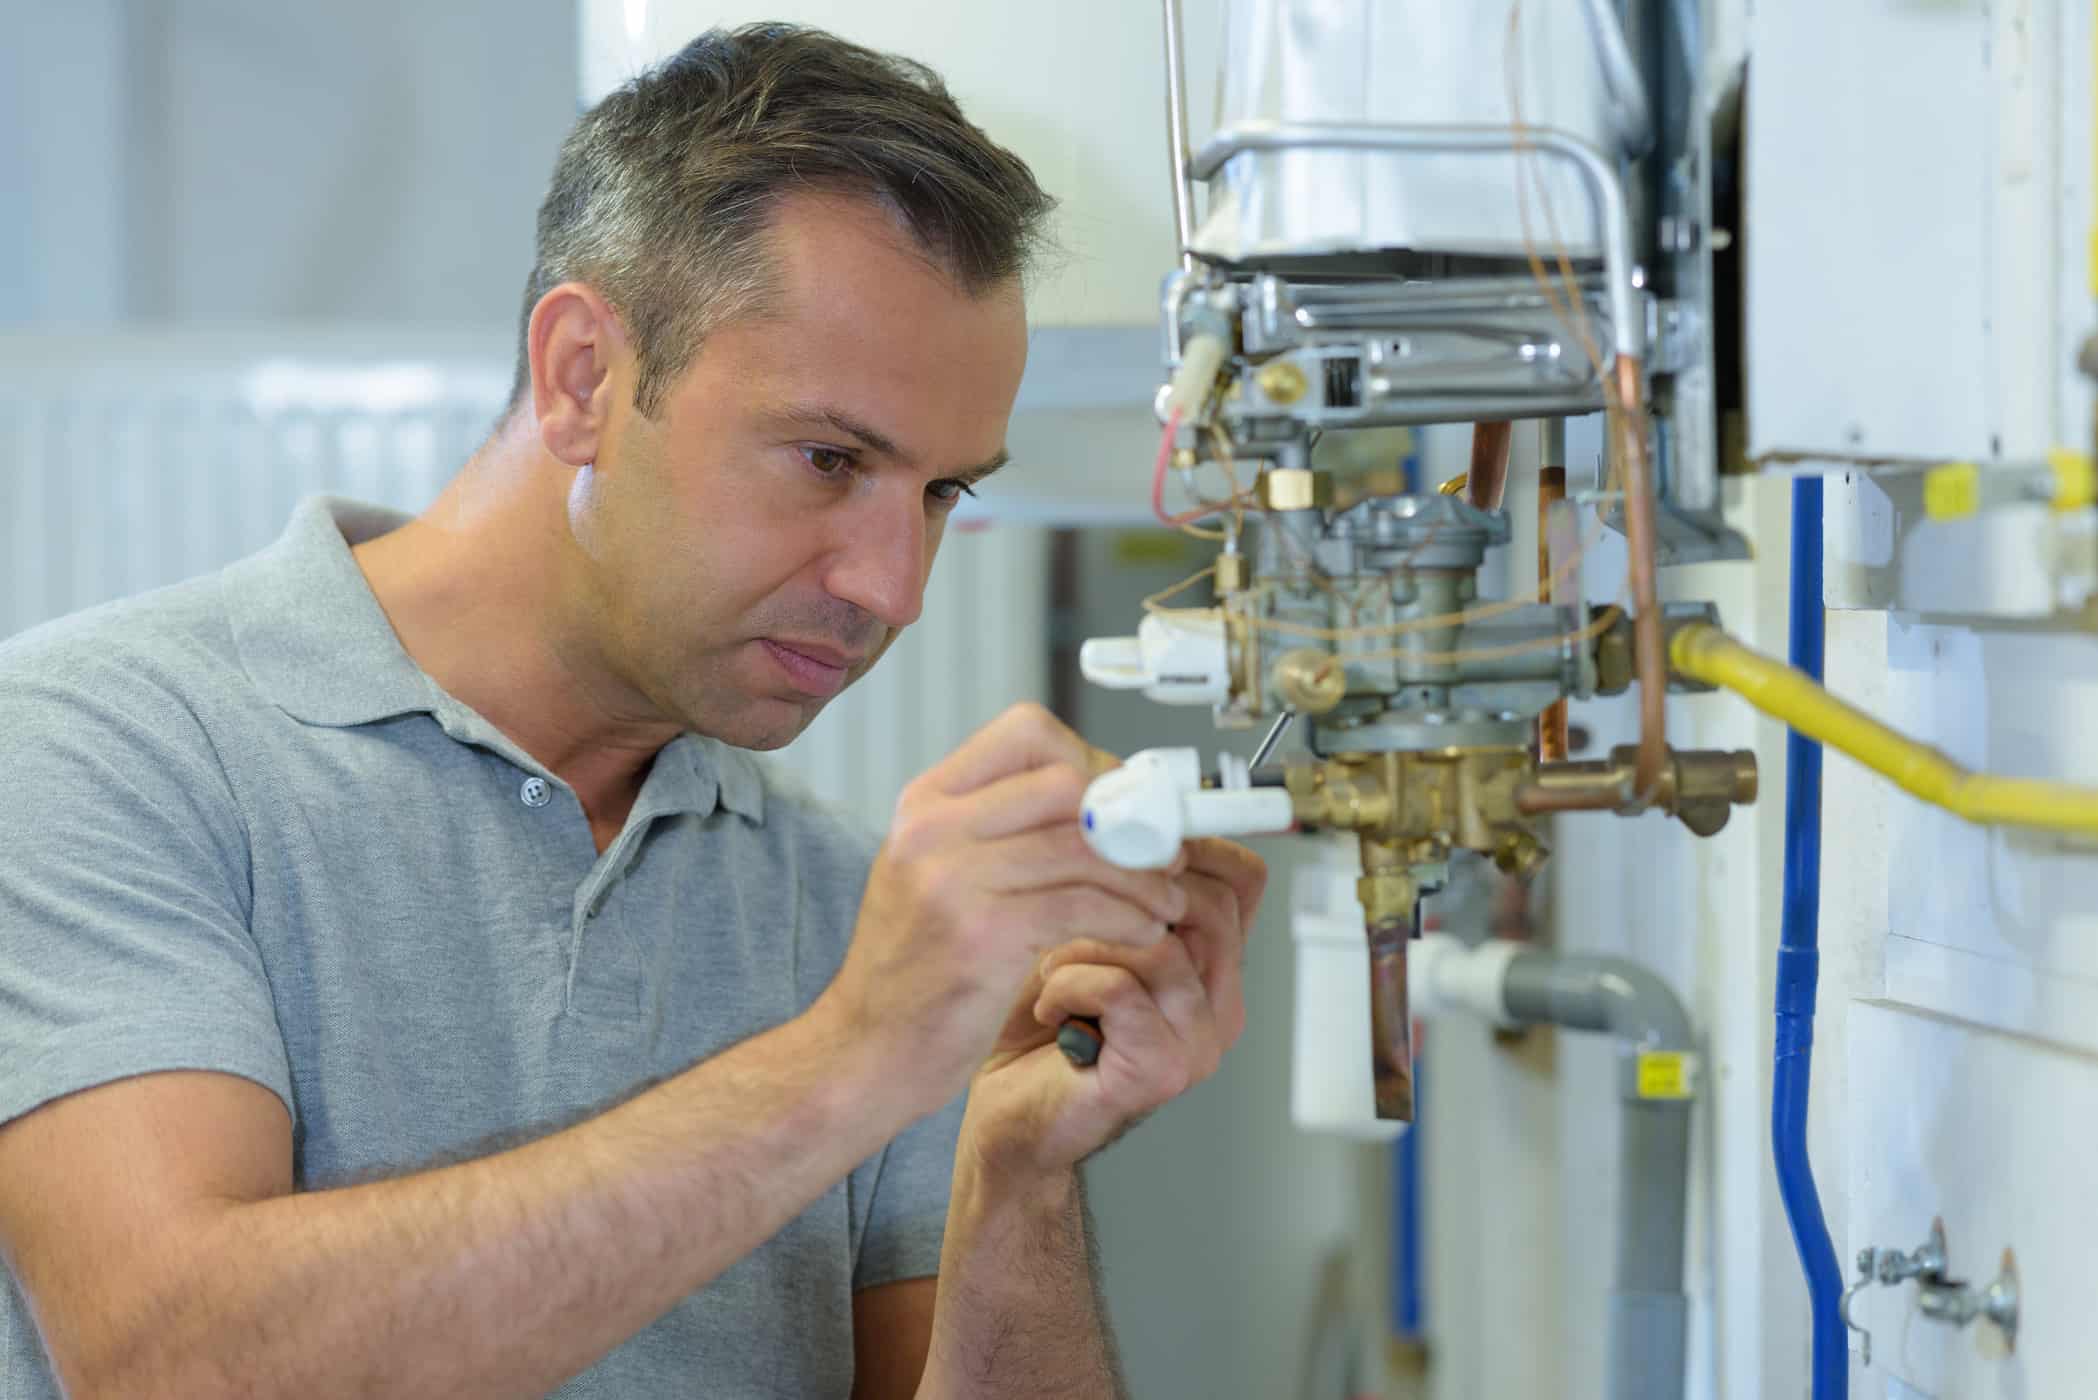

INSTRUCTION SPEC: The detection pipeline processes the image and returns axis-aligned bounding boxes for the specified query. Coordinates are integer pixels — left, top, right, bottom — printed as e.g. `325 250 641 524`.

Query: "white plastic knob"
1081 748 1295 870
1079 611 1230 706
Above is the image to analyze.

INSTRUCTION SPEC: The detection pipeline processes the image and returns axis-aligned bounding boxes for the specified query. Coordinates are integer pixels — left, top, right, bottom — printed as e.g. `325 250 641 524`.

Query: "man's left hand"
957 834 1268 1181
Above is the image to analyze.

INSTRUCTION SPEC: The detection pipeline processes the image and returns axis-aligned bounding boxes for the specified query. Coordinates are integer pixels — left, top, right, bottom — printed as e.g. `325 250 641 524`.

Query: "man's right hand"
815 703 1187 1108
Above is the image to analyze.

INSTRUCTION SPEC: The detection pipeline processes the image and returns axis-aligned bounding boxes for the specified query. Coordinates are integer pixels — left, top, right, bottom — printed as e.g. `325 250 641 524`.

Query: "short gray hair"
511 23 1056 416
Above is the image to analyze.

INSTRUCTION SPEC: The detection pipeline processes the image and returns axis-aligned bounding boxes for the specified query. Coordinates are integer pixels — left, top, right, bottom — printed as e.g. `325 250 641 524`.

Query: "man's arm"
913 822 1270 1399
0 702 1186 1399
0 1007 914 1400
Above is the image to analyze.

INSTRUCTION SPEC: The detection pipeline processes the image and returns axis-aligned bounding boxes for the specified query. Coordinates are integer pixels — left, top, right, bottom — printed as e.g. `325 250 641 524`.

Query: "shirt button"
519 776 552 808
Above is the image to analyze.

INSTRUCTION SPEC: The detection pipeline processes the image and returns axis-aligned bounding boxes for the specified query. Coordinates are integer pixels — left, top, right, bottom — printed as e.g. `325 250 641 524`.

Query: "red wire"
1150 408 1230 529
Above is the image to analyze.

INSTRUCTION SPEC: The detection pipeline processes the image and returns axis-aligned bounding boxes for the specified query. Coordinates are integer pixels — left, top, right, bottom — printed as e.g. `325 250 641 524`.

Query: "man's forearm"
79 1008 919 1400
918 1157 1125 1400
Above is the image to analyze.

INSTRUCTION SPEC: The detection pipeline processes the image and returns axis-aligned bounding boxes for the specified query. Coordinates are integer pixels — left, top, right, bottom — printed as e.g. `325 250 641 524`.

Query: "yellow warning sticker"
1636 1051 1696 1101
1922 461 1981 521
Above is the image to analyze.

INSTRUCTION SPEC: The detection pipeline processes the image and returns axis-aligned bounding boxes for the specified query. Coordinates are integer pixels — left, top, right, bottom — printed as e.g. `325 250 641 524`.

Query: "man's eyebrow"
776 402 1010 481
776 403 907 460
957 449 1012 484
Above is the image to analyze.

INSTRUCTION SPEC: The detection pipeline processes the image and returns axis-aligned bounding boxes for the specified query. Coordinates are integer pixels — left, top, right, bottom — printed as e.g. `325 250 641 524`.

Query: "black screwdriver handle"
1056 1017 1104 1067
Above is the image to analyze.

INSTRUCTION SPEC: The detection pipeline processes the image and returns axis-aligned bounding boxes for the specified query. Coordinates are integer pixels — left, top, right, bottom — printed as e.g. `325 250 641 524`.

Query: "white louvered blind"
0 328 1052 830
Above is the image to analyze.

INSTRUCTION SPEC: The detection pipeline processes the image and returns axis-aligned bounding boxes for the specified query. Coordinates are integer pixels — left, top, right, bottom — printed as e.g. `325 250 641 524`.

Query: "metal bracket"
1841 1219 2021 1366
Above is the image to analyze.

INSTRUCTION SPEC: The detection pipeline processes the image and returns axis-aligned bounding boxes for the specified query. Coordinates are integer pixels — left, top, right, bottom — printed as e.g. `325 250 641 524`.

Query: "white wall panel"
580 0 1228 328
0 329 1052 834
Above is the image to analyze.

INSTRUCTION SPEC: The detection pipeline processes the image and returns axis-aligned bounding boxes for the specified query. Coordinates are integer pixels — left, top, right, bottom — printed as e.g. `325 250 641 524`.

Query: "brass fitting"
1272 648 1348 714
1593 608 1635 695
1258 467 1334 512
1355 870 1418 925
1214 552 1249 594
1286 747 1537 860
1515 745 1758 835
1255 358 1311 406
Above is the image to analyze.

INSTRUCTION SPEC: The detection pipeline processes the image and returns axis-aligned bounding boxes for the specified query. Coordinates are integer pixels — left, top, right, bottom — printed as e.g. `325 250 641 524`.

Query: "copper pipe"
1536 463 1570 762
1465 420 1513 511
1368 914 1415 1120
1612 356 1667 801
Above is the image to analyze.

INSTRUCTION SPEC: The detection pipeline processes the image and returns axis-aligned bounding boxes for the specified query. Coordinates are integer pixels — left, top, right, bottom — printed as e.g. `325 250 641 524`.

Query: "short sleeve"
0 644 291 1129
853 1087 966 1290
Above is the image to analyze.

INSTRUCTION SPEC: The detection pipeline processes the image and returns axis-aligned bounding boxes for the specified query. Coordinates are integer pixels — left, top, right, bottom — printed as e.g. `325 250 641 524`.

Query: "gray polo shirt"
0 497 962 1398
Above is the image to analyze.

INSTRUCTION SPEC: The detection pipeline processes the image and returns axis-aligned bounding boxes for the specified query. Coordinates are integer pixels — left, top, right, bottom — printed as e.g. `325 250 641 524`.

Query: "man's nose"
823 487 931 630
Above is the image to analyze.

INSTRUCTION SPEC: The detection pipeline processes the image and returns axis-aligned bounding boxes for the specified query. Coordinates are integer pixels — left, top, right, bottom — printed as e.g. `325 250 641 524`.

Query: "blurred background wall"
0 0 575 327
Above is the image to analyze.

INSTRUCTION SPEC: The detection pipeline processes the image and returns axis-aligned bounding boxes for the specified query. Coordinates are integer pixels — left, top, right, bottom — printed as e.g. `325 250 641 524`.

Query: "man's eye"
928 479 979 505
802 446 854 477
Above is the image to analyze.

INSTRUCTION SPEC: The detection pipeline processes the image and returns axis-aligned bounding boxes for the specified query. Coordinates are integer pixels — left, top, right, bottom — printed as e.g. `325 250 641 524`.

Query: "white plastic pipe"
1081 748 1295 870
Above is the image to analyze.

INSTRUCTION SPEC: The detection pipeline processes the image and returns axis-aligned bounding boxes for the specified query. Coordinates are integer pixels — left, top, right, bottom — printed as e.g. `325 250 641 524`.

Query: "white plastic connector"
1408 933 1526 1029
1165 331 1231 423
1080 747 1296 870
1078 610 1230 706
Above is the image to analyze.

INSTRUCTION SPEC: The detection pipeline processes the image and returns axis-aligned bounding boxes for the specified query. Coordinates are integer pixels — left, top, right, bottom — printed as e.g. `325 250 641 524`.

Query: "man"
0 24 1265 1400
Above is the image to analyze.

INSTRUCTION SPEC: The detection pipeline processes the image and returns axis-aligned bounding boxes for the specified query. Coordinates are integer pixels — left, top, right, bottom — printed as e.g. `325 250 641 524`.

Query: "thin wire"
1145 511 1610 645
1151 410 1235 539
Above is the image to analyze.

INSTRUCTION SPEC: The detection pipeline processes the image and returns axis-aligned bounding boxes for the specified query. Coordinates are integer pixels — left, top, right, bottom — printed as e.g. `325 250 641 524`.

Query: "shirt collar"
225 496 764 824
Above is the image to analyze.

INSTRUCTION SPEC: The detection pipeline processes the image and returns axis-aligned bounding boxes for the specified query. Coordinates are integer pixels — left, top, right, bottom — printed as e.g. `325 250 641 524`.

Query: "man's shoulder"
731 750 883 871
0 571 248 727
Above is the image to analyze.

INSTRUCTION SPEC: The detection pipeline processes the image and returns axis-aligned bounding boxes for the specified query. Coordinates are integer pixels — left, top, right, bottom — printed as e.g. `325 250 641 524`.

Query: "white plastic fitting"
1079 610 1230 706
1408 933 1526 1029
1165 331 1231 423
1080 747 1296 870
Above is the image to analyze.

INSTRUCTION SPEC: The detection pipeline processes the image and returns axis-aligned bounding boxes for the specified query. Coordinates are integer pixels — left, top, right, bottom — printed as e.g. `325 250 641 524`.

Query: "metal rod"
1161 0 1197 273
1187 120 1645 359
1248 710 1295 770
1537 437 1571 762
1615 356 1669 802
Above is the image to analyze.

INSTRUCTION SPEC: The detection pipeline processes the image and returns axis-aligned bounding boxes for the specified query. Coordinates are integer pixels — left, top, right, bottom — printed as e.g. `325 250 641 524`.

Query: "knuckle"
885 803 943 859
1011 700 1057 735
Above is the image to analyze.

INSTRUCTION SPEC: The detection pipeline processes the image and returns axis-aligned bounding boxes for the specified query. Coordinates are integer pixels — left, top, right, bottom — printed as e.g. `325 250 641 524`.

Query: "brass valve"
1272 648 1348 714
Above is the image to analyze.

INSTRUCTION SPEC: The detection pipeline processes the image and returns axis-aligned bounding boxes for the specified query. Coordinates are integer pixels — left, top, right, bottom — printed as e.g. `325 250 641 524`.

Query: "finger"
1164 870 1241 985
976 826 1188 925
1142 873 1249 1052
1181 837 1269 924
915 703 1118 799
1040 934 1214 1059
942 762 1092 841
1000 886 1171 958
1033 963 1183 1073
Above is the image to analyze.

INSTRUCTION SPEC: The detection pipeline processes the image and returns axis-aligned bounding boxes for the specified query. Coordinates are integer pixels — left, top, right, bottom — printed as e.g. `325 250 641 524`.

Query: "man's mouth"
758 638 862 697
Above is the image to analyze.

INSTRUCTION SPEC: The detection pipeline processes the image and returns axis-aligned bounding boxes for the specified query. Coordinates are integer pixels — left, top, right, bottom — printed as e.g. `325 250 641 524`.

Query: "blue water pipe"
1773 474 1846 1397
1390 1048 1423 1340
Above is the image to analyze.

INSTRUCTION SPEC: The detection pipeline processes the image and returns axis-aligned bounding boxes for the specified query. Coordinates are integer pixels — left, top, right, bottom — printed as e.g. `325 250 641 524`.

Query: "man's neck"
351 429 680 848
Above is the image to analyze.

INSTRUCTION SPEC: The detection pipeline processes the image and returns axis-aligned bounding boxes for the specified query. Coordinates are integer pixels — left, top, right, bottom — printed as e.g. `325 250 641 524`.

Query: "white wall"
1744 1 2098 1395
580 0 1227 327
0 0 576 328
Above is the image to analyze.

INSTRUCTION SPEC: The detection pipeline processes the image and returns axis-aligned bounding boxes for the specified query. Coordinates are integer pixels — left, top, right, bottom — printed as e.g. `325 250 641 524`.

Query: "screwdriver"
1057 1017 1104 1066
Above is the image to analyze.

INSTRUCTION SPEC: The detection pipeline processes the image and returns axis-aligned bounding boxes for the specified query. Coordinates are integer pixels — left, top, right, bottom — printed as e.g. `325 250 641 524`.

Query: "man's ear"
526 281 632 468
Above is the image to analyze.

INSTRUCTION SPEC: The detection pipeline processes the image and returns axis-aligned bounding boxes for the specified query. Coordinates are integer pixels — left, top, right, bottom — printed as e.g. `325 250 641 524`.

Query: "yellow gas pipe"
1669 623 2098 837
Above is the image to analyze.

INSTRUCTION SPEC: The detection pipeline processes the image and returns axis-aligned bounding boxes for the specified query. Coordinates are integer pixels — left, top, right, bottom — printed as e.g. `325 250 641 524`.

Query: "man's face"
564 191 1029 750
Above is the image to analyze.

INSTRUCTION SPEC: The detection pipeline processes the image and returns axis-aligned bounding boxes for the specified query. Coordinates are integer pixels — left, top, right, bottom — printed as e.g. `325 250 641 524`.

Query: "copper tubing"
1536 464 1570 762
1612 356 1668 802
1368 916 1415 1120
1465 420 1513 511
